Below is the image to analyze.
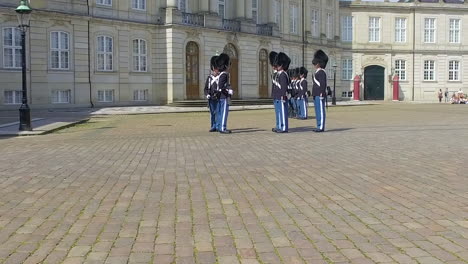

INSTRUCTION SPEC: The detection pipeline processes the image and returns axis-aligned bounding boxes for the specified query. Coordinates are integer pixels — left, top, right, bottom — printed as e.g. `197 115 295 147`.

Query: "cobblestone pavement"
0 104 467 264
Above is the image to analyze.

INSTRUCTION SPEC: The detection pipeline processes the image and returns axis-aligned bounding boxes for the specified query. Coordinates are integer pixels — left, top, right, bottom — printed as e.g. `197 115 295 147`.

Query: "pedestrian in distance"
444 88 449 103
438 89 443 103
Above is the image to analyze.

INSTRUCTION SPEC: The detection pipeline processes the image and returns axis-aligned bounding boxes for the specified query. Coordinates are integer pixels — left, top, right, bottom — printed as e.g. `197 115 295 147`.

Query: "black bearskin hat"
269 51 278 67
291 68 299 78
210 56 218 71
299 67 308 78
312 50 328 69
277 52 291 71
215 53 230 72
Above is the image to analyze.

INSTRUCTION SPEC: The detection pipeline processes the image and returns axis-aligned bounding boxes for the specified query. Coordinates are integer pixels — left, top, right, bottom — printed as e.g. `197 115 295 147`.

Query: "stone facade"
0 0 466 109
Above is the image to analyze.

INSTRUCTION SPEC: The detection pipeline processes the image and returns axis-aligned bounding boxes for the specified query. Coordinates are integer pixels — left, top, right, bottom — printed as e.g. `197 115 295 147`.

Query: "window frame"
395 60 407 81
448 60 460 81
97 90 114 102
51 90 71 104
290 4 298 35
449 18 461 44
3 90 22 105
3 27 22 69
218 0 226 19
341 59 353 81
395 17 407 43
423 60 436 81
96 35 113 72
133 89 149 101
341 16 353 42
132 38 147 72
369 17 381 43
96 0 112 6
50 31 70 70
424 18 436 44
311 9 319 38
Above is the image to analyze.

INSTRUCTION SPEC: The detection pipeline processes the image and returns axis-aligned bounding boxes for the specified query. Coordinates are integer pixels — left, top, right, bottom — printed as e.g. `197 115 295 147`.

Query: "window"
50 31 69 70
423 60 435 81
290 4 298 34
369 17 380 42
342 59 353 80
252 0 258 24
449 60 460 81
52 90 71 104
133 39 147 72
342 91 353 98
98 90 114 102
3 27 21 69
449 19 460 44
395 60 406 81
327 13 333 39
424 18 436 43
395 18 407 43
133 90 148 101
132 0 146 10
3 90 22 104
342 16 353 42
311 9 319 37
275 0 281 25
97 36 113 71
291 54 299 68
327 58 335 80
218 0 225 19
96 0 111 6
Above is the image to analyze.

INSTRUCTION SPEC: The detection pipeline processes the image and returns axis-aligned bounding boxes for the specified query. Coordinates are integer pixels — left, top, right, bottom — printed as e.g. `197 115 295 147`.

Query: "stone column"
236 0 245 19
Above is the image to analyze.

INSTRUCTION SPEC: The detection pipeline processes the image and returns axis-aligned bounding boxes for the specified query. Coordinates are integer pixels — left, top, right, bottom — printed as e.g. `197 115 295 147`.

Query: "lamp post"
332 62 337 105
15 1 32 131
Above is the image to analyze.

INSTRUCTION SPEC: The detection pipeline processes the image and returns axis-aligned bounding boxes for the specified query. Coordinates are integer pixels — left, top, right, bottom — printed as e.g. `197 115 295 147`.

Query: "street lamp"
15 0 32 131
332 62 337 106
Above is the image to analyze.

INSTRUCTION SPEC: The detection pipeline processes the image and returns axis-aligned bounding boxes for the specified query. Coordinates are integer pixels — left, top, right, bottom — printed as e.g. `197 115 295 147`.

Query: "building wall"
2 0 466 109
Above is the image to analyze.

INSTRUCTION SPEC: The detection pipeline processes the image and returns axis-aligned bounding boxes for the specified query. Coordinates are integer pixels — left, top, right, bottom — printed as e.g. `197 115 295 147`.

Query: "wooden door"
259 49 269 98
364 65 385 100
186 42 199 99
223 44 239 99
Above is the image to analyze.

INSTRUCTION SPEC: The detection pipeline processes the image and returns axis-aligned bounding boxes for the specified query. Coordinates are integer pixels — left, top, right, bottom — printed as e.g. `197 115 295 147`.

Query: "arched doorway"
186 42 199 99
259 49 269 98
364 65 385 100
223 44 239 99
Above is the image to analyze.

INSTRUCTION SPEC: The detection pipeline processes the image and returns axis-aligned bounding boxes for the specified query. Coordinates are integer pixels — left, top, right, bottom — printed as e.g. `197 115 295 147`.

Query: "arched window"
132 39 147 72
50 31 70 70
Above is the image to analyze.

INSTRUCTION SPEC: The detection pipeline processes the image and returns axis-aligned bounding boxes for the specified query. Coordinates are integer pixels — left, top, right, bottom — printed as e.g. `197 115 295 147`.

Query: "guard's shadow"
288 126 353 133
231 127 266 134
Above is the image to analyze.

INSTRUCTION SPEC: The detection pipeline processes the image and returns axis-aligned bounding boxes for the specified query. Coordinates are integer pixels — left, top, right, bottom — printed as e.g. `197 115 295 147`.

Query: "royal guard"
215 53 233 134
312 50 328 132
297 67 309 120
270 52 291 133
204 55 219 132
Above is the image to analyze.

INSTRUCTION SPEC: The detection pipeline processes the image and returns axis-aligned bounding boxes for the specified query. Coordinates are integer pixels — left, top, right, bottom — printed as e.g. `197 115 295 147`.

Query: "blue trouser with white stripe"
290 97 297 117
208 99 218 130
297 98 308 119
314 96 326 130
274 99 288 132
216 98 229 132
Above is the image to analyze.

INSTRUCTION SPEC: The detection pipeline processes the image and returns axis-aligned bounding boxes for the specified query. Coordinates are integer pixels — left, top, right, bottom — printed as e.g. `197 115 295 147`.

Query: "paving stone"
0 105 467 263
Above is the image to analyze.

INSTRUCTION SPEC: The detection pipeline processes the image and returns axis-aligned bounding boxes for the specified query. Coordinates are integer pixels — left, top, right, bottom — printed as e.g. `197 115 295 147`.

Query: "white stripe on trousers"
319 98 324 130
281 100 286 131
303 99 306 117
221 100 227 131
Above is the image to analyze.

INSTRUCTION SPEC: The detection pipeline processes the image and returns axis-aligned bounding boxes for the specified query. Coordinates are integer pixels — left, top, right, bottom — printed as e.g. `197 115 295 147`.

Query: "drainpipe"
302 0 305 66
412 6 415 101
87 0 94 107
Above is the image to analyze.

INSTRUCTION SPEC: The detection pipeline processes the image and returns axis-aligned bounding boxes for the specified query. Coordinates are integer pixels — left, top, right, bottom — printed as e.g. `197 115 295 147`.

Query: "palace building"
0 0 466 109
